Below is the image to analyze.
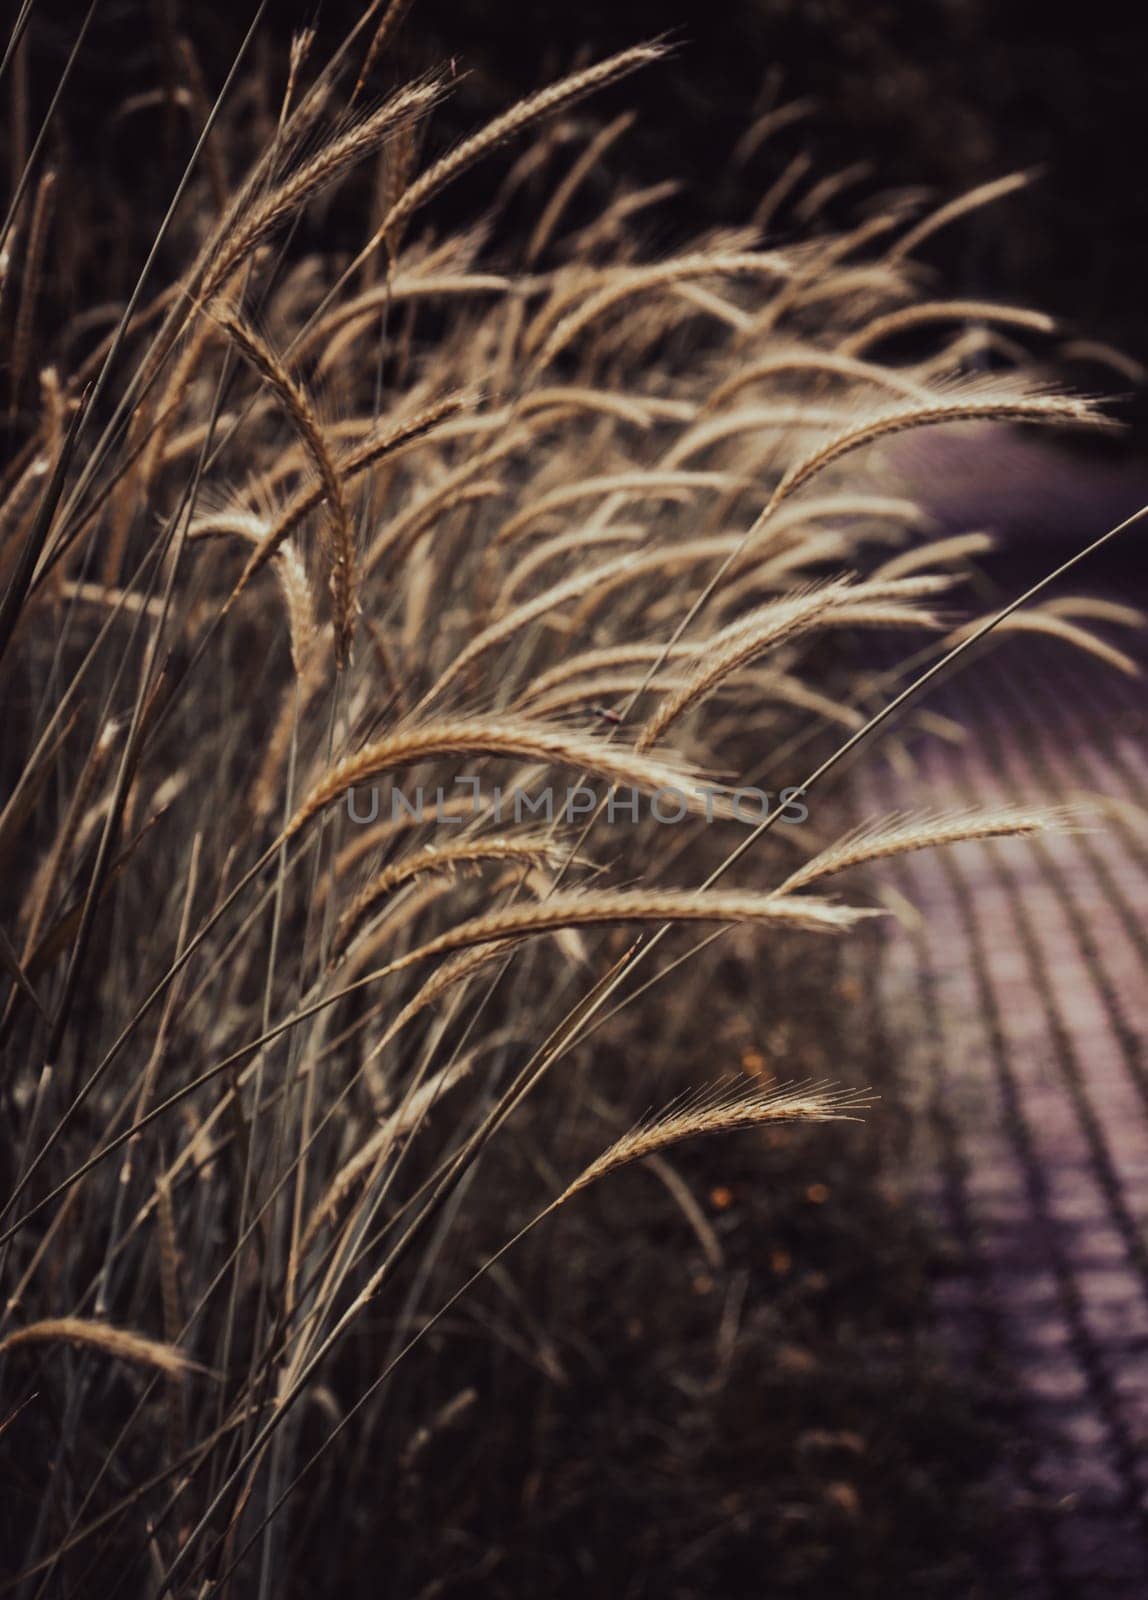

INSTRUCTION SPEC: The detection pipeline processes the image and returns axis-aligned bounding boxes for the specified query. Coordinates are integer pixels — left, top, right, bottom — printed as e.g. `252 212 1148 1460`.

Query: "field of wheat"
2 7 1144 1596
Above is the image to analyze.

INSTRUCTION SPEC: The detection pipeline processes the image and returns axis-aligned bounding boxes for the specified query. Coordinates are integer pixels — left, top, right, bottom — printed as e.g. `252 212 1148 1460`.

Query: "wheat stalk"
560 1079 870 1201
780 806 1073 892
0 1317 199 1377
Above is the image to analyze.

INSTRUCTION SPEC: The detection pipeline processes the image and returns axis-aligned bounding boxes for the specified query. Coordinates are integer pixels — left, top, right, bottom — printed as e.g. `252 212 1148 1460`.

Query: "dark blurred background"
18 0 1148 381
13 0 1148 572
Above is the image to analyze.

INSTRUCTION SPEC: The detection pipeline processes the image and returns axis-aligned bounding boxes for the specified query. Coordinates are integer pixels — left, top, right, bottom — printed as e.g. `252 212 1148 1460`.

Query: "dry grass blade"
637 585 848 748
353 0 416 100
839 299 1055 358
299 1061 470 1258
702 348 930 412
8 166 56 417
491 470 741 550
1041 597 1145 628
420 552 643 707
873 531 994 581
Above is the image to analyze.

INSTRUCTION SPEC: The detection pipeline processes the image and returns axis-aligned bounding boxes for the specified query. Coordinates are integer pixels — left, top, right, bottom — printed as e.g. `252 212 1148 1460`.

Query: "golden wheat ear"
0 1317 203 1378
281 717 716 840
368 889 881 982
207 301 356 665
331 834 565 961
778 806 1079 894
560 1079 872 1203
338 44 669 288
945 605 1143 677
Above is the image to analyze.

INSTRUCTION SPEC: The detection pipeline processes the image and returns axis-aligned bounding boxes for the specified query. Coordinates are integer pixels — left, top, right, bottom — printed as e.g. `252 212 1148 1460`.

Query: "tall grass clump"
0 10 1142 1596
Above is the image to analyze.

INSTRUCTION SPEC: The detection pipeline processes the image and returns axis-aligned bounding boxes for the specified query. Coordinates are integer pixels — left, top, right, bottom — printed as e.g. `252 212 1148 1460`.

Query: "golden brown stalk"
342 46 667 285
58 582 166 619
701 348 930 412
332 835 564 959
1042 597 1145 628
737 214 901 339
365 470 505 578
177 35 228 211
139 289 233 500
283 717 712 841
201 83 438 302
353 0 417 102
20 717 118 961
420 552 643 708
733 97 817 166
251 660 327 819
642 576 948 748
224 393 466 599
526 111 636 264
888 171 1032 264
519 643 705 708
327 800 480 889
671 280 754 333
275 540 320 679
1058 340 1147 383
566 179 683 260
180 510 318 674
755 671 866 731
305 274 512 373
211 302 356 664
561 1080 868 1202
526 672 690 720
757 381 1106 530
303 272 512 350
637 585 848 750
299 1060 470 1259
753 149 815 230
352 888 878 981
40 367 65 469
491 470 742 549
945 609 1142 677
839 299 1055 358
521 384 685 429
780 807 1071 892
154 1171 185 1464
528 251 793 372
662 403 846 468
873 532 994 581
0 1317 198 1377
793 160 874 224
567 536 768 634
495 525 647 613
